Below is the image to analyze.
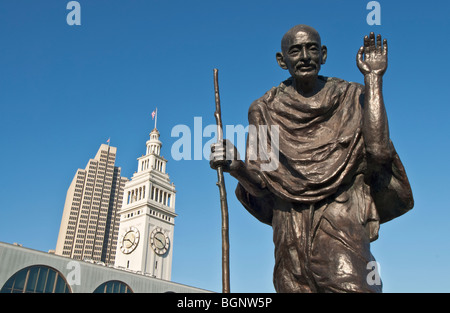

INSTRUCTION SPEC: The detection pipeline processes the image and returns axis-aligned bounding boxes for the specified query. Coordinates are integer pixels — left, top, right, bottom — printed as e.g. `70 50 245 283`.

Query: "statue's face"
280 30 325 81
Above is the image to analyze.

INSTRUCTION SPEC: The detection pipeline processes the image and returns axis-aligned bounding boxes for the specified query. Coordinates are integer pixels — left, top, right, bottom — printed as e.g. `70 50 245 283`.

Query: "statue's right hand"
209 139 241 173
356 32 388 77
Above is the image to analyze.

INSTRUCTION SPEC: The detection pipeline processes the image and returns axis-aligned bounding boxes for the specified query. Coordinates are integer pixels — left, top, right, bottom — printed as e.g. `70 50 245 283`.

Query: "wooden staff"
213 68 230 293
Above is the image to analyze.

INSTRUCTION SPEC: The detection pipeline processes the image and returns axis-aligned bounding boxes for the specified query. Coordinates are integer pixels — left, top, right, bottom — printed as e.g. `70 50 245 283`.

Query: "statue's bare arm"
210 140 268 197
357 32 392 164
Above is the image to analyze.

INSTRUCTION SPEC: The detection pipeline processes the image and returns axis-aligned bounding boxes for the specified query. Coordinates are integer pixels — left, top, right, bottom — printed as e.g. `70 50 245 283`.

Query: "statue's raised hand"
357 32 387 76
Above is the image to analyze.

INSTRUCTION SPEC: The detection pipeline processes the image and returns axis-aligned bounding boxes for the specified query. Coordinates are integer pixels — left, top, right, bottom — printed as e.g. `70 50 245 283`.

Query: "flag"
106 138 110 144
151 108 158 129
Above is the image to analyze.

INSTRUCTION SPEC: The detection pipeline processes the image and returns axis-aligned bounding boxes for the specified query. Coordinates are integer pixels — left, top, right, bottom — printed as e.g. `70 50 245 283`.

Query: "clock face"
150 227 170 255
120 226 140 254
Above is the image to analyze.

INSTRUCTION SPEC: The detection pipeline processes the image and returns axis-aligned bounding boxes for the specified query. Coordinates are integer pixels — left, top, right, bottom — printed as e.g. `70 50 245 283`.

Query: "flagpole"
154 107 158 129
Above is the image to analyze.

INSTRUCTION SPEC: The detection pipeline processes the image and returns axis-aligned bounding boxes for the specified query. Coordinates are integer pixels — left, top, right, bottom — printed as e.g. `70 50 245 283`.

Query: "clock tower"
114 127 177 281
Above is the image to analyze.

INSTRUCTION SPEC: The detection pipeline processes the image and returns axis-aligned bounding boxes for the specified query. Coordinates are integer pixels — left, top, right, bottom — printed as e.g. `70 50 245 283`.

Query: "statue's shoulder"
248 83 282 116
322 76 363 89
249 77 293 106
323 76 365 98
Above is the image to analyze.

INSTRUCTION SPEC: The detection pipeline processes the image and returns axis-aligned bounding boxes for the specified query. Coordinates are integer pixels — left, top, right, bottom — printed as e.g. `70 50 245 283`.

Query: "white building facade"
114 128 177 281
0 242 209 293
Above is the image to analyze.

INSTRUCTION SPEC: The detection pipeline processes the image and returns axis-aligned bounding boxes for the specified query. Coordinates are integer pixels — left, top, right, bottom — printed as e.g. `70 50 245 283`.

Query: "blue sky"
0 0 449 293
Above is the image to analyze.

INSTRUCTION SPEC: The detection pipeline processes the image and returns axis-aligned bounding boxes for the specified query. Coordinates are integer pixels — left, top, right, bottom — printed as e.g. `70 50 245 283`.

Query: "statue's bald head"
276 24 327 89
281 24 322 53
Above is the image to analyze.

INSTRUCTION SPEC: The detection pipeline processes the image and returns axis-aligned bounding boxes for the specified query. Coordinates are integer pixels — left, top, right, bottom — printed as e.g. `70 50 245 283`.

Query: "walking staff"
213 68 230 293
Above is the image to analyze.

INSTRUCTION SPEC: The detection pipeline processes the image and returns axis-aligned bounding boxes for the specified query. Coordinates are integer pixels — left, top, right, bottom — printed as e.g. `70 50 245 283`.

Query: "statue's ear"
321 45 328 65
276 52 288 70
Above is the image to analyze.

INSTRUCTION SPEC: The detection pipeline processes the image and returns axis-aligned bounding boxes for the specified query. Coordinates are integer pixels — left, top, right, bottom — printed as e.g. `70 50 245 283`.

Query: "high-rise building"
55 144 128 264
114 127 177 280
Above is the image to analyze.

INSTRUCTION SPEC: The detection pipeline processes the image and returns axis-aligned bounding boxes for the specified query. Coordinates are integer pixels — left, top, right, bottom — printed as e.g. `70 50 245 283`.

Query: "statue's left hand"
357 32 387 76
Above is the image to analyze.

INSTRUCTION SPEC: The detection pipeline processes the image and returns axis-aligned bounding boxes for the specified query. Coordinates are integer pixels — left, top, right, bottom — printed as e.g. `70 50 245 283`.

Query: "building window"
0 265 71 293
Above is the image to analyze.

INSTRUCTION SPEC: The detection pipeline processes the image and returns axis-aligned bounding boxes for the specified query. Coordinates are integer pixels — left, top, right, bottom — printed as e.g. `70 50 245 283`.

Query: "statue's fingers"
211 151 225 161
376 34 382 53
383 38 388 55
357 46 364 63
211 142 225 153
214 147 225 155
369 32 376 54
213 140 228 149
364 35 370 59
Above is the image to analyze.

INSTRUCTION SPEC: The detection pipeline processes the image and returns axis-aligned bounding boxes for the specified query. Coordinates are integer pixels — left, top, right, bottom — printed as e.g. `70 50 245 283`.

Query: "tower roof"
150 128 160 135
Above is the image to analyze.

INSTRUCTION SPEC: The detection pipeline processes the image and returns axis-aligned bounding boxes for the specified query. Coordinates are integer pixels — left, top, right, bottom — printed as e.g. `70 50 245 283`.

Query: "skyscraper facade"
55 144 128 264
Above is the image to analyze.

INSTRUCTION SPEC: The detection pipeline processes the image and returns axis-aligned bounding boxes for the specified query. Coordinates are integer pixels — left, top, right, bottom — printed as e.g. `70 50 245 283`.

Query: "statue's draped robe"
236 76 413 292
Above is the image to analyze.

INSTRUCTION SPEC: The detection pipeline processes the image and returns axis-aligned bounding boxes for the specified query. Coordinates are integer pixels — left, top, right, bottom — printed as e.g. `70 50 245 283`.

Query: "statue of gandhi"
210 25 413 293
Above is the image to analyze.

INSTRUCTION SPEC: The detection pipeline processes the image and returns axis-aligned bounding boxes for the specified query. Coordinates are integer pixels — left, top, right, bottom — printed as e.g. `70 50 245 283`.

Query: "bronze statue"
210 25 413 293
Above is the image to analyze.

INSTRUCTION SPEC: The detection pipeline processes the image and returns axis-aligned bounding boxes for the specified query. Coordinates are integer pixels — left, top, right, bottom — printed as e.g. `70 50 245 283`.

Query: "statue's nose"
299 46 310 61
